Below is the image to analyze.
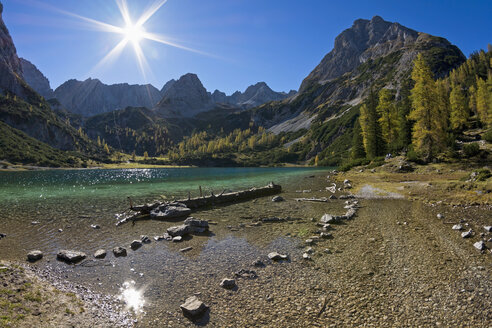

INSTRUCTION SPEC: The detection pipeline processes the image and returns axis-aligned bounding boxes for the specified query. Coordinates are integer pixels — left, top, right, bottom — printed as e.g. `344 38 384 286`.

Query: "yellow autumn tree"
376 88 398 146
449 82 469 131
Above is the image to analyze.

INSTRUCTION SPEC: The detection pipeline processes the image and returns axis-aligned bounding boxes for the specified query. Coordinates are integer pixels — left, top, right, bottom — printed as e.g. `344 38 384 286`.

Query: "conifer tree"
359 89 384 158
376 88 398 147
350 120 366 160
449 82 469 131
408 54 443 161
475 77 489 125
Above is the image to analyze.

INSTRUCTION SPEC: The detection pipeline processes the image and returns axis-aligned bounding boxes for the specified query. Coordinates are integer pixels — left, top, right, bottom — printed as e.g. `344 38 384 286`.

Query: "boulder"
57 250 86 263
184 217 209 233
172 236 183 242
268 252 288 261
272 196 284 202
94 249 107 259
27 250 43 262
484 226 492 233
220 278 236 290
320 214 342 224
180 296 208 318
167 225 191 237
113 247 127 257
344 208 357 219
473 241 486 251
130 240 142 250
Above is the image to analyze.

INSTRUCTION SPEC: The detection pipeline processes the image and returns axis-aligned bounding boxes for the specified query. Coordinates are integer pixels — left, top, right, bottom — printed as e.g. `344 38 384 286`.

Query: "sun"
123 23 145 44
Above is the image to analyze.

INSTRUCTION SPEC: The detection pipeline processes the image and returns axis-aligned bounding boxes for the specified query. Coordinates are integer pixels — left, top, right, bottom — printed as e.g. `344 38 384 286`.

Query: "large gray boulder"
167 224 191 237
150 205 191 219
27 250 43 262
57 250 86 263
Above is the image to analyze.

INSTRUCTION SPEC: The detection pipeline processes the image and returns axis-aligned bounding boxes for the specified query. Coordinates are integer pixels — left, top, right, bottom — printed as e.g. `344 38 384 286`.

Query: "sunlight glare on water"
118 280 145 313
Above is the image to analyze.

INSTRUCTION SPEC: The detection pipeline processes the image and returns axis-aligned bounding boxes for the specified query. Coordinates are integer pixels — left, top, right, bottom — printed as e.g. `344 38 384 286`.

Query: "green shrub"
462 143 480 157
476 168 491 181
483 128 492 142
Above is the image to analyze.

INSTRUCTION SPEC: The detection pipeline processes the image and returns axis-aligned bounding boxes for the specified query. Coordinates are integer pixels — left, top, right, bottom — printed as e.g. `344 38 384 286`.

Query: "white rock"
452 224 463 231
473 241 486 251
461 230 473 238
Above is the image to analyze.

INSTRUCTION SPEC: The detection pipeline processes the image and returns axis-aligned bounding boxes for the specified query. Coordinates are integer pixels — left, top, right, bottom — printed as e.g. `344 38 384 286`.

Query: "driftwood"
117 182 282 226
295 197 330 203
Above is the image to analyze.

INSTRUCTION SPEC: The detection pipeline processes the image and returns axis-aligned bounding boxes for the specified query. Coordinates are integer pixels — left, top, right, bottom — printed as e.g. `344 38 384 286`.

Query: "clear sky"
3 0 492 94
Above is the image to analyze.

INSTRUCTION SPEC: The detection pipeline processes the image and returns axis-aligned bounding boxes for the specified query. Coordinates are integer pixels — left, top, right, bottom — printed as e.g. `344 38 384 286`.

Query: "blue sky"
4 0 491 94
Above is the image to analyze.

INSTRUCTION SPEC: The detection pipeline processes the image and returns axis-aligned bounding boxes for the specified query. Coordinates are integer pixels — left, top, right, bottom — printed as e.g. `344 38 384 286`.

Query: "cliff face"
54 78 162 117
0 2 31 100
20 58 54 99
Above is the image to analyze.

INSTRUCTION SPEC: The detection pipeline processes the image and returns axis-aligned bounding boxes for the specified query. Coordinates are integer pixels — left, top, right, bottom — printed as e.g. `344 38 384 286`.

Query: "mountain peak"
20 58 54 99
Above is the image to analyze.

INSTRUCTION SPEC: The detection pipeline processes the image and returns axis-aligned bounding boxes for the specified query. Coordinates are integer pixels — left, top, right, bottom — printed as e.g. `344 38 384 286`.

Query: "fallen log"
116 182 282 226
294 197 330 203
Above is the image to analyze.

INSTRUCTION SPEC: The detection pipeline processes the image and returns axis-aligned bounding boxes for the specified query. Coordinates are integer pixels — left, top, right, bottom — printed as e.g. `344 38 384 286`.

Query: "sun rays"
60 0 203 79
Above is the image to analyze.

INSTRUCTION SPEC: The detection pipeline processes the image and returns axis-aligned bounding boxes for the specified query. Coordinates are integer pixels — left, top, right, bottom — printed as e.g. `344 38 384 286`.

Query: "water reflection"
118 280 145 313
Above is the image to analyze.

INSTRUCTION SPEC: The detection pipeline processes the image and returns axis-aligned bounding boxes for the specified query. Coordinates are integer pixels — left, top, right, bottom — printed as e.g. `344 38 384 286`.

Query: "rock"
172 236 183 242
58 229 63 232
180 296 208 319
473 241 486 251
140 235 151 243
461 230 472 238
57 250 86 263
322 224 332 231
268 252 288 261
303 253 311 260
90 224 100 229
167 224 191 237
184 217 209 233
305 247 314 254
253 259 265 267
0 233 6 239
452 224 463 231
94 249 107 259
344 208 357 219
320 214 342 224
328 195 337 200
272 196 284 202
484 226 492 233
27 250 43 262
220 278 236 290
31 221 40 225
437 213 444 219
320 232 332 239
234 269 257 279
130 240 142 250
323 249 332 254
113 247 127 257
180 247 192 252
305 239 315 245
343 179 351 185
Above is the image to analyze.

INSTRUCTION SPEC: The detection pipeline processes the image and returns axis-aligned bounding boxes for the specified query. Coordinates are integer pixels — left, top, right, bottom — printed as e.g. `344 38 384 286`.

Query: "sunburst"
57 0 210 79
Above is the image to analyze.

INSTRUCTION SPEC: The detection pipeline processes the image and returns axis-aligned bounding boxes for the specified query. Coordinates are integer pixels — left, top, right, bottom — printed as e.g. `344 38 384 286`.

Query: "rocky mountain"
0 2 34 101
20 58 54 99
54 78 162 117
211 82 295 108
154 73 214 117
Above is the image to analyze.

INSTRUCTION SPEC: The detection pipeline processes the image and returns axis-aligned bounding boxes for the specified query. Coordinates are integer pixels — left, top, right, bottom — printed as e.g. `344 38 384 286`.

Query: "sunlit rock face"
20 58 54 99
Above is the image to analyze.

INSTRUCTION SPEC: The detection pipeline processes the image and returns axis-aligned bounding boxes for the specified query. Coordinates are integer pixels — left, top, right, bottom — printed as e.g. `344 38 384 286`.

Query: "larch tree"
376 88 399 148
359 89 384 158
475 77 489 125
449 82 469 131
408 54 444 161
350 119 366 160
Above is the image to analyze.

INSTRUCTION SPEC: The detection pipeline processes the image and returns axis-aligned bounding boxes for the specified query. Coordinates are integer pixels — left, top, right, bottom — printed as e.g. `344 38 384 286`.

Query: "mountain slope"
20 58 54 99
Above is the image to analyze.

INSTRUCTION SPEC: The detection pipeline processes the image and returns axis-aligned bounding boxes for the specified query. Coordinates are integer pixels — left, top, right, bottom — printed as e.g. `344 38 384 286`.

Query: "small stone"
328 195 337 200
180 296 208 318
172 236 183 242
305 247 314 254
58 229 63 232
484 226 492 233
473 241 486 251
253 259 265 267
130 240 142 250
305 239 315 245
220 278 236 290
180 247 192 252
0 233 6 239
323 249 332 254
31 221 39 225
322 224 332 231
234 269 257 279
57 250 86 264
303 253 311 260
452 224 463 231
140 235 151 243
113 247 127 257
27 250 43 262
320 232 332 239
461 230 473 238
271 196 284 202
437 213 444 219
268 252 288 261
167 225 191 237
94 249 106 259
90 224 100 229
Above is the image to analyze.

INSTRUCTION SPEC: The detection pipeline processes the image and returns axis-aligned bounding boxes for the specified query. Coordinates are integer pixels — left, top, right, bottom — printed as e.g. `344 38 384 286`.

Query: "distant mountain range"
0 0 470 167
